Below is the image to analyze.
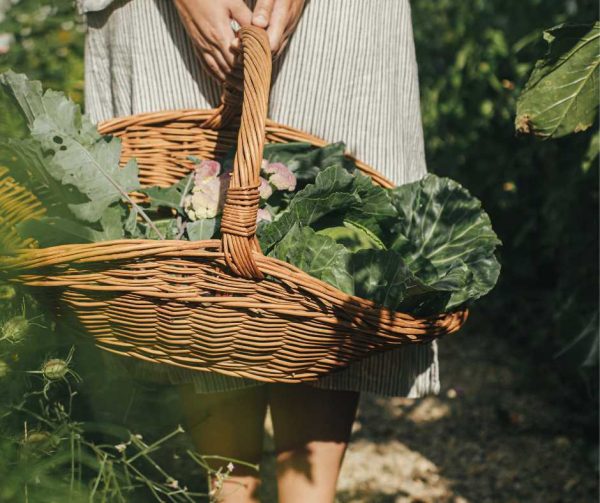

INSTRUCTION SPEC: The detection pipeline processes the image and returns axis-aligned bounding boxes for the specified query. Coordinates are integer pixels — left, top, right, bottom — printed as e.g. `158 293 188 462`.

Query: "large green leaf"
186 218 217 241
0 137 80 217
15 204 125 247
349 249 424 311
269 225 354 294
516 22 599 139
259 165 396 251
270 226 449 314
259 166 360 250
390 174 501 308
139 175 192 211
0 71 140 223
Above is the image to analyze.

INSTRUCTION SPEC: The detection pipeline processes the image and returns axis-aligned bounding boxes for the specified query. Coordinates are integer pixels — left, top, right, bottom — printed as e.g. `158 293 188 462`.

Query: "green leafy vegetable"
516 22 599 139
389 174 501 308
317 221 386 252
262 142 355 181
259 166 360 250
0 71 140 223
0 71 168 242
139 175 191 212
260 149 500 314
270 225 353 294
259 165 396 250
0 73 500 317
186 218 217 241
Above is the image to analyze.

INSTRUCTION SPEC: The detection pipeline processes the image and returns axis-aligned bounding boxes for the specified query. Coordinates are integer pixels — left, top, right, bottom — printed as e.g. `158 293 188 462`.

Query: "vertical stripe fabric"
83 0 440 398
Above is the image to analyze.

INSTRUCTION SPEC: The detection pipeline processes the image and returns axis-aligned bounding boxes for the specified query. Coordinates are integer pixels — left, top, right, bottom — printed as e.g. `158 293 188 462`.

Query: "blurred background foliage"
412 0 599 432
0 0 84 102
0 0 598 497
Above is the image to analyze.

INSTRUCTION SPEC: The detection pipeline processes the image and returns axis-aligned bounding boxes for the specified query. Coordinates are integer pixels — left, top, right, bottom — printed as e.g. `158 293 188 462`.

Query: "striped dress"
81 0 440 397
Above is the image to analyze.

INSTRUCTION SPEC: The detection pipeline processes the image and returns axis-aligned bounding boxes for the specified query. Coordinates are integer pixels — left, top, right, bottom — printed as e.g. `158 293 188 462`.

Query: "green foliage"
1 71 140 222
0 71 176 243
263 153 500 314
516 22 599 138
317 221 386 252
0 0 85 105
271 224 354 294
259 164 397 251
0 284 254 501
390 175 501 309
0 0 595 477
412 0 599 403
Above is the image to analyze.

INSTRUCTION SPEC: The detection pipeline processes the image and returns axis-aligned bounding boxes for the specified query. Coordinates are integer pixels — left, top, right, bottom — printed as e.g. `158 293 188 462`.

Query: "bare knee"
269 384 359 503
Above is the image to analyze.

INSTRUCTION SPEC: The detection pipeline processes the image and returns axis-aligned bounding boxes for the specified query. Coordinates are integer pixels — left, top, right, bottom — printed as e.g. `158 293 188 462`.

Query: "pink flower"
194 160 221 185
256 208 272 223
259 177 273 200
261 161 279 175
263 162 296 192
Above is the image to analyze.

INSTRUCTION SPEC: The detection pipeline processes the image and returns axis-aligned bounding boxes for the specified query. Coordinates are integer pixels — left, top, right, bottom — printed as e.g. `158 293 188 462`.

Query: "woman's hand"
252 0 307 58
173 0 252 82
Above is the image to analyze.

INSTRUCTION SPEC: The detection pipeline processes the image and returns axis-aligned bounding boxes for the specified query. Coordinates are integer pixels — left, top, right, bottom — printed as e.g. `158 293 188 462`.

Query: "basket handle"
212 27 272 279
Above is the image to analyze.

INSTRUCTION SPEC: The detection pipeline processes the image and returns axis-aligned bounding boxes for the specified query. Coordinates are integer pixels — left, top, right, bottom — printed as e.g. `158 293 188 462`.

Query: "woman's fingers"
252 0 275 28
228 0 253 27
265 1 288 55
201 52 227 82
207 0 251 74
173 0 251 81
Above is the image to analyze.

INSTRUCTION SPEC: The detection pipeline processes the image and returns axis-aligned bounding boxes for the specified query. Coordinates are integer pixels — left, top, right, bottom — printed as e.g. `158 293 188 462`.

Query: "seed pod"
24 430 51 445
0 359 8 378
1 316 29 342
42 358 68 380
0 284 16 300
22 430 59 454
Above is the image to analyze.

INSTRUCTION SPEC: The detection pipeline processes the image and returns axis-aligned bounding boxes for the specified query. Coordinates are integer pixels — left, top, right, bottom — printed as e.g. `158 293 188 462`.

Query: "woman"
82 0 437 501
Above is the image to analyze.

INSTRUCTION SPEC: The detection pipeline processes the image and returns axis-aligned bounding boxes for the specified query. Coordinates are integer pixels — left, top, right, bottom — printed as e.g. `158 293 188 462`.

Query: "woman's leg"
269 384 359 503
179 384 268 503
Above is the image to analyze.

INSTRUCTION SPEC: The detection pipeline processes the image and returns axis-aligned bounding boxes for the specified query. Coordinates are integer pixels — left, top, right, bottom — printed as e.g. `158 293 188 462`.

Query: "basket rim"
97 108 395 190
1 237 468 336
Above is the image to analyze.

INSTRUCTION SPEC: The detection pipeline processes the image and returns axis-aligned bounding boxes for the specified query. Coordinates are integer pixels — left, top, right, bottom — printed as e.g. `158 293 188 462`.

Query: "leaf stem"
67 140 165 240
176 173 194 240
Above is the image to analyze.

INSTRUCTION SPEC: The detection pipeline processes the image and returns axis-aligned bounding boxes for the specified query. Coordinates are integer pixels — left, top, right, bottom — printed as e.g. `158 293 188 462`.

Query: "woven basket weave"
0 27 467 383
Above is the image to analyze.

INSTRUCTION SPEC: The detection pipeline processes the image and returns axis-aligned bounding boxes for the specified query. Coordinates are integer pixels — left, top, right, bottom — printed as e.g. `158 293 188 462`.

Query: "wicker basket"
0 27 467 383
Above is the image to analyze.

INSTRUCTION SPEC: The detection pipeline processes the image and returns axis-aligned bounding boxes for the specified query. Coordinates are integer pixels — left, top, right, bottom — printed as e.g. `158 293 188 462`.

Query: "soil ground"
259 313 599 503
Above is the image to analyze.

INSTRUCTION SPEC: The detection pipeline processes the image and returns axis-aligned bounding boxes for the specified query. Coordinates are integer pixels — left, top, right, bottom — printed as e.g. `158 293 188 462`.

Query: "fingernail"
254 14 266 26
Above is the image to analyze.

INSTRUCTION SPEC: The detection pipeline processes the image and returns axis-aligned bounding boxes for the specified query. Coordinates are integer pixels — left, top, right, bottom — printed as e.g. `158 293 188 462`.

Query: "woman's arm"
173 0 252 81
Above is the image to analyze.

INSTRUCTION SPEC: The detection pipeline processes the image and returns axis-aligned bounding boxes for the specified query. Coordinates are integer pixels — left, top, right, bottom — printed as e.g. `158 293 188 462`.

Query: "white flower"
114 443 127 453
184 177 227 220
227 462 235 472
166 478 180 489
259 177 273 200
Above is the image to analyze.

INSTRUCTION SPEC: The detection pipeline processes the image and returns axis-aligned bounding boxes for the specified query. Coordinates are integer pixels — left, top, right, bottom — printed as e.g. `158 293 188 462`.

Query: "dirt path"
260 313 598 502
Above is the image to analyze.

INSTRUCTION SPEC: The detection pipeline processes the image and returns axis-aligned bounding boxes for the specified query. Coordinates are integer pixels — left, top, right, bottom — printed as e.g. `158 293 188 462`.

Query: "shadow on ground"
260 310 598 503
